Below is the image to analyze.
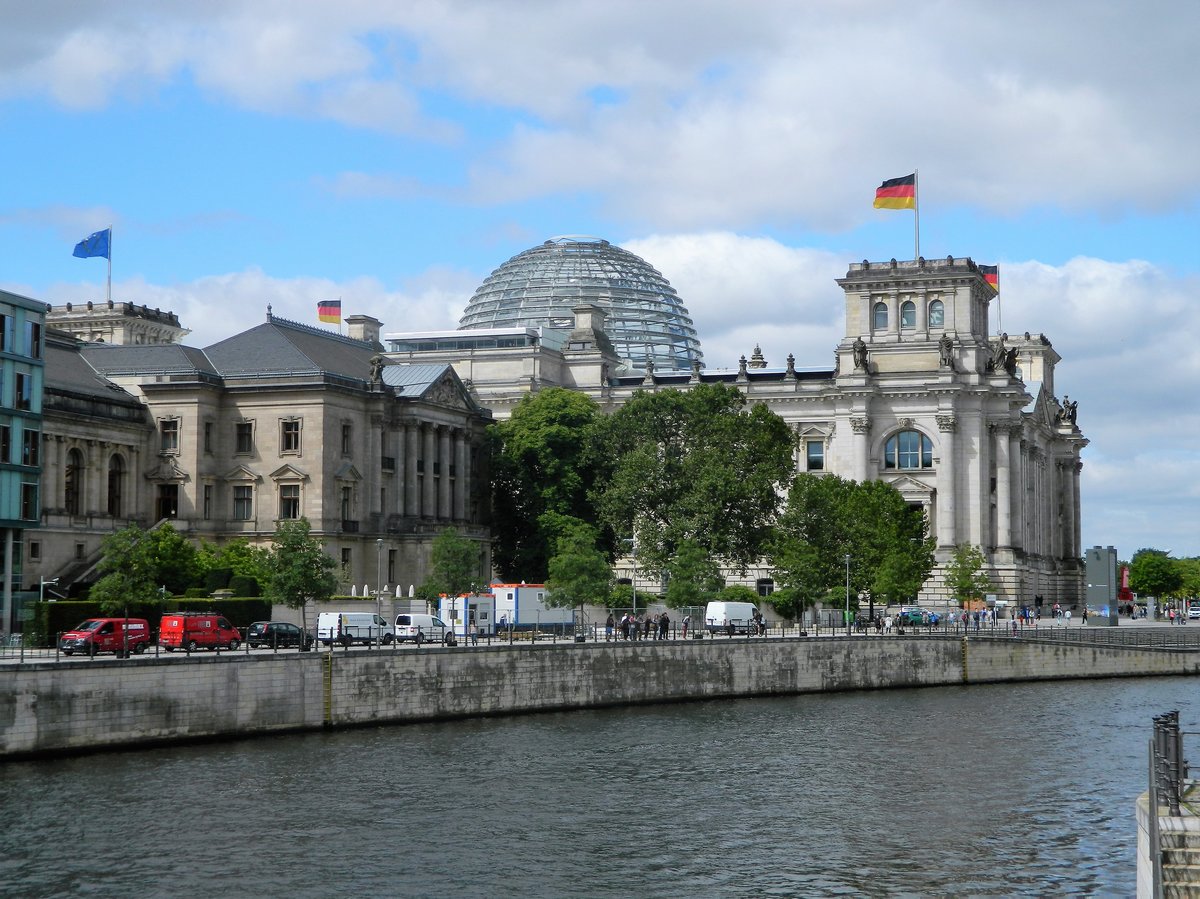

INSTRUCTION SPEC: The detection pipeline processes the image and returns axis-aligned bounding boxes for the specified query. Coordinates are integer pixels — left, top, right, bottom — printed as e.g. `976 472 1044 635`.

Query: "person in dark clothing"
658 612 670 640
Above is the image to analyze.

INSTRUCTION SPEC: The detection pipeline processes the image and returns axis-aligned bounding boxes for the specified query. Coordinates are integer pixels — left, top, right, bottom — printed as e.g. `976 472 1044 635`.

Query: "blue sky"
1 1 1197 560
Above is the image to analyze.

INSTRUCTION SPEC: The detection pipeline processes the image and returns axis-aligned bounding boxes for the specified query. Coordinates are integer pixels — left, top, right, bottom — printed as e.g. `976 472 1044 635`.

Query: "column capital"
850 416 871 434
936 413 958 433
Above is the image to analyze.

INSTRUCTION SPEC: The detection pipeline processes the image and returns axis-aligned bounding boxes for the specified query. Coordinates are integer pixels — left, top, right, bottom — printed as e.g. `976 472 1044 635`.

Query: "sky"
1 1 1197 561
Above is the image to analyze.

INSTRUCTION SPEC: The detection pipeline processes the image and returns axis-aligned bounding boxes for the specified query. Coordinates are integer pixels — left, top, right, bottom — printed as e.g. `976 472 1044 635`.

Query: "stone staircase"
1160 783 1200 897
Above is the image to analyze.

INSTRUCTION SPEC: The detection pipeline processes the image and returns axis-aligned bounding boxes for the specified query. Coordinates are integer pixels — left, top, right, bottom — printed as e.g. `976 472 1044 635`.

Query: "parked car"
159 612 242 652
316 611 396 646
247 621 314 650
394 612 451 644
897 608 931 626
59 618 151 657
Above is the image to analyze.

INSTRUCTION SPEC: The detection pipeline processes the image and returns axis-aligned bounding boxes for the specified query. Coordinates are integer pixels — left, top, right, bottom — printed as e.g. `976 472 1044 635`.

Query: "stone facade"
384 256 1088 609
26 311 493 596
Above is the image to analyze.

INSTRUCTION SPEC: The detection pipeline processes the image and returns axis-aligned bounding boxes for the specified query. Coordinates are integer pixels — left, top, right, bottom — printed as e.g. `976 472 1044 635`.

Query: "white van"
395 612 451 645
316 612 395 646
704 601 759 634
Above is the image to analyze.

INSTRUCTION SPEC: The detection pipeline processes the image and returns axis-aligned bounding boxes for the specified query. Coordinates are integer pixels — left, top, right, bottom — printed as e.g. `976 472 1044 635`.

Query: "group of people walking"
606 612 671 641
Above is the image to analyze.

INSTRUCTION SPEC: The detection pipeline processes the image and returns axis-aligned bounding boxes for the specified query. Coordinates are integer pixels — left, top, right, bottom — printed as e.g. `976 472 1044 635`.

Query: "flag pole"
107 224 113 305
913 170 920 261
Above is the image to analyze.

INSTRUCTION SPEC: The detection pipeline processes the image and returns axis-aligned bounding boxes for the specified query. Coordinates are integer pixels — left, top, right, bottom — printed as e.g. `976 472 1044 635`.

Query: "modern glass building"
0 289 46 633
457 236 703 371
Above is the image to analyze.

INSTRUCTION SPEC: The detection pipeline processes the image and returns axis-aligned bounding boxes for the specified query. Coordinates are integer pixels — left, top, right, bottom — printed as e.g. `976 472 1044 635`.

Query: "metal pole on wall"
845 554 851 636
376 538 383 648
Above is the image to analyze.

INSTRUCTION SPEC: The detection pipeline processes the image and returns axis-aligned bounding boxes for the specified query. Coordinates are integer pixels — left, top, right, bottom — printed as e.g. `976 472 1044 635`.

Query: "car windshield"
77 620 104 631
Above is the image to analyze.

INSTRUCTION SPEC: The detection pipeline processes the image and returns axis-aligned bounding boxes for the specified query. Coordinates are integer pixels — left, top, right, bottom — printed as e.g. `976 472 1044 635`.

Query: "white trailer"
490 583 574 628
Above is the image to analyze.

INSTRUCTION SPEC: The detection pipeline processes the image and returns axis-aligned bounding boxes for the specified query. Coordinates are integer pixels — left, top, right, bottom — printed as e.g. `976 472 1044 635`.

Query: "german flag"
874 173 916 210
979 264 999 293
318 299 342 324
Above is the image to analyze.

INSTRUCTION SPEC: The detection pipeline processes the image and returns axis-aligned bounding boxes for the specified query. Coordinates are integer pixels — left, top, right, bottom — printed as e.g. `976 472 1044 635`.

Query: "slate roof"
80 342 218 377
381 363 451 395
43 331 145 407
204 317 375 380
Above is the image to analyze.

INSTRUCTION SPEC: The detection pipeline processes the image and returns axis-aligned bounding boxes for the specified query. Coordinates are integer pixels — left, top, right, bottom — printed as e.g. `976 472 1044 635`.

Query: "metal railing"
1148 711 1191 898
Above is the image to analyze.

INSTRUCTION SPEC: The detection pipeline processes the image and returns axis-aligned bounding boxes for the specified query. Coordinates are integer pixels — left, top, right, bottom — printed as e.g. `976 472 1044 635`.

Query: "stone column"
454 430 467 522
369 416 383 515
850 416 870 483
42 435 61 513
422 424 436 518
1071 461 1083 560
993 424 1012 549
394 423 406 516
438 426 451 520
936 414 958 548
86 440 102 516
405 424 419 517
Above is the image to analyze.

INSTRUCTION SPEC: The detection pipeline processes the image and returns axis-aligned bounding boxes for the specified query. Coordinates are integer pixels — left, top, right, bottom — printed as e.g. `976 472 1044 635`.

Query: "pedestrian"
659 611 670 640
1082 606 1089 624
469 621 478 645
643 615 653 640
1064 609 1072 625
605 613 615 642
682 614 691 639
620 614 630 641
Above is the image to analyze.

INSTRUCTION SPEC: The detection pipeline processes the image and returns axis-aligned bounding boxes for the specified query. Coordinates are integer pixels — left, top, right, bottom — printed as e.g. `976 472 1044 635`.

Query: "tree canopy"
943 543 994 606
424 526 484 597
1129 548 1184 599
490 388 604 580
592 382 793 575
545 518 613 608
88 525 166 615
663 538 724 609
262 518 338 620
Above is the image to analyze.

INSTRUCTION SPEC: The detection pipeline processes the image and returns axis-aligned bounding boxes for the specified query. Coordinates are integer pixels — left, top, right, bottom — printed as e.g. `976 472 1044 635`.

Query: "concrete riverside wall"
3 636 1199 759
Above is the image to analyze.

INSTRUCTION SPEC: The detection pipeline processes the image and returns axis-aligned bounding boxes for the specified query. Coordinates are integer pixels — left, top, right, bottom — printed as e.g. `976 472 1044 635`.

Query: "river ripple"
2 676 1195 897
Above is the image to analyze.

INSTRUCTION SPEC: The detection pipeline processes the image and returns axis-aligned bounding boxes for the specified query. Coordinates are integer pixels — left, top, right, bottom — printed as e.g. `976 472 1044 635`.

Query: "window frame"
278 483 301 520
232 484 254 521
928 300 945 329
883 429 935 471
872 302 888 331
280 418 302 455
234 420 255 455
900 300 916 330
159 418 180 454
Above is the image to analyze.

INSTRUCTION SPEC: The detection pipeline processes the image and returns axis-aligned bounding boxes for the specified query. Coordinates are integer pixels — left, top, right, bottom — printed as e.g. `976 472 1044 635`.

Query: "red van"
159 612 242 652
59 618 151 657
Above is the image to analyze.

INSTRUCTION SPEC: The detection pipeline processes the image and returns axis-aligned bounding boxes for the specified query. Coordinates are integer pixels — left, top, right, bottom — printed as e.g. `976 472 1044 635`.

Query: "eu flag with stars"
73 228 111 259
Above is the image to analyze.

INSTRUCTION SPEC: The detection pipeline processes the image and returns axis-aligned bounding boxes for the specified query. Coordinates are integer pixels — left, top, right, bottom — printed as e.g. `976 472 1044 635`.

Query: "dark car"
247 621 314 650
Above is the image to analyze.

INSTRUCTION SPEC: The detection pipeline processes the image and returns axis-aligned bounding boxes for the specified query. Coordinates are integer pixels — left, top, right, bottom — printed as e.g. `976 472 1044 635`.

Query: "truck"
704 601 760 635
316 611 396 646
159 612 242 652
58 618 151 657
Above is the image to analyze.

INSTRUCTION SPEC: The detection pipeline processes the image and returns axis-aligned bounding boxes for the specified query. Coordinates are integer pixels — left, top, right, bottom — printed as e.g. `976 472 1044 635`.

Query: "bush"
183 587 209 598
205 568 233 591
228 575 260 597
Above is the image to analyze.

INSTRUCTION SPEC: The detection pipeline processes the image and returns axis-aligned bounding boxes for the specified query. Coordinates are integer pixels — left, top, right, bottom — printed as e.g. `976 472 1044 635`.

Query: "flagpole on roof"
107 224 113 305
913 171 920 261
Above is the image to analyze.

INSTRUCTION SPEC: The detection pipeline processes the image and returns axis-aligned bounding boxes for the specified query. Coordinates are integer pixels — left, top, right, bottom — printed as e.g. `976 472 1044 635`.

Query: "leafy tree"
423 526 484 597
592 382 793 575
943 543 994 607
197 538 272 585
663 538 724 609
545 518 613 609
769 474 935 619
262 518 338 633
1129 548 1183 600
142 523 200 594
1176 557 1200 600
88 526 163 615
490 388 604 580
609 582 634 611
718 584 761 604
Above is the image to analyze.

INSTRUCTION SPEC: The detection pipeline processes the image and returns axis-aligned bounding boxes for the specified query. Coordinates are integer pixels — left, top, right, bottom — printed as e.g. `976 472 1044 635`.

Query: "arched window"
65 448 84 515
883 430 934 470
872 302 888 331
900 300 916 330
107 454 125 517
928 300 945 328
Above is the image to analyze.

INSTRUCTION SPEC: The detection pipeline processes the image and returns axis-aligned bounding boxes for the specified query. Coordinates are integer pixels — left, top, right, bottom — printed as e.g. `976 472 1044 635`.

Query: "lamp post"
39 576 59 603
623 535 637 618
376 538 384 648
844 554 851 636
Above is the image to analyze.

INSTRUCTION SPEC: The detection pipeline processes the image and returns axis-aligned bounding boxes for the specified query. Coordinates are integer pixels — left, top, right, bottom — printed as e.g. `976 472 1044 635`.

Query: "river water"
2 676 1195 897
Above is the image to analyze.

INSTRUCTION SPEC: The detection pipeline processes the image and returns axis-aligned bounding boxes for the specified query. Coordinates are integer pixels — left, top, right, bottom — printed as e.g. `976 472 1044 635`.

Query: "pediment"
334 462 362 482
222 464 261 483
419 370 475 411
885 474 934 496
269 463 309 482
144 457 190 483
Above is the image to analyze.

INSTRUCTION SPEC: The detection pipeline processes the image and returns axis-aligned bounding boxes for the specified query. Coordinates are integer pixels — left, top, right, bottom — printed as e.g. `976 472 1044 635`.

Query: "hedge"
31 597 274 647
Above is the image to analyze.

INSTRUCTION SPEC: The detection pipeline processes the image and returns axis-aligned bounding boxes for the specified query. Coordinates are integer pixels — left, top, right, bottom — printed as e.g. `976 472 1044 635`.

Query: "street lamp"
844 554 851 636
623 535 638 618
376 538 384 648
39 576 59 603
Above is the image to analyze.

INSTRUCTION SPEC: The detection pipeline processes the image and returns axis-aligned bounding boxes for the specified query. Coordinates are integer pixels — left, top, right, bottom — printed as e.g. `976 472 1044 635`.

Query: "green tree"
1176 557 1200 600
663 538 724 609
592 382 793 575
88 525 163 615
262 518 338 633
1129 548 1183 600
769 474 935 619
545 518 613 609
490 388 604 580
197 537 272 584
143 523 200 593
943 543 994 607
424 526 484 597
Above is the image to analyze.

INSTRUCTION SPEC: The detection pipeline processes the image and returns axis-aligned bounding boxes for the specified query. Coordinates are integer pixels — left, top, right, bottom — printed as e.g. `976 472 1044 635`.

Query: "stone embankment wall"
3 637 1198 759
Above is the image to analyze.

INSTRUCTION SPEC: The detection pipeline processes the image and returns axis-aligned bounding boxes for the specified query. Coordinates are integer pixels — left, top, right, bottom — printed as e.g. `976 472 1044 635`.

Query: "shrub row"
30 597 274 647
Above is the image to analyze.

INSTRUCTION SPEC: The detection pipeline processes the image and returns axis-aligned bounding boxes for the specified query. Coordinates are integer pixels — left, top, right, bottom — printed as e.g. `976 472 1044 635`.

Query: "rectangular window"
204 421 214 454
0 313 10 351
235 421 254 454
805 440 824 471
0 424 10 464
160 418 180 453
75 541 86 560
21 482 38 520
233 485 253 520
25 320 42 359
342 423 353 455
203 484 213 520
279 484 300 519
341 486 352 520
15 372 31 410
28 541 40 561
280 419 301 454
22 429 39 466
157 484 179 519
388 549 396 583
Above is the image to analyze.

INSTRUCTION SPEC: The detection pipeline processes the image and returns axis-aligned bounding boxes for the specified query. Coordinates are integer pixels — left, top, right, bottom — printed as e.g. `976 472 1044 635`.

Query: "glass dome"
458 236 703 371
